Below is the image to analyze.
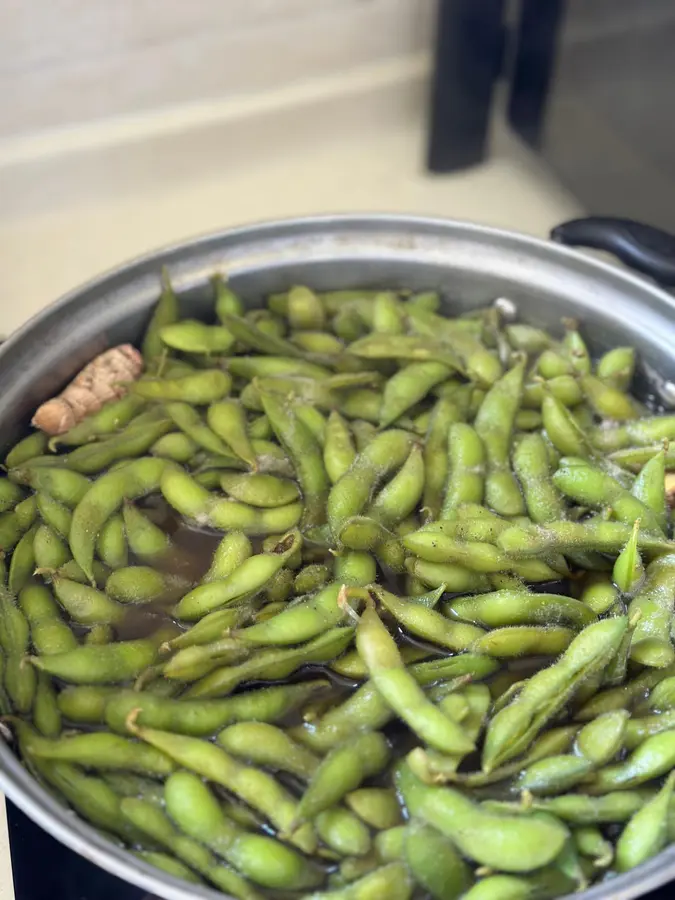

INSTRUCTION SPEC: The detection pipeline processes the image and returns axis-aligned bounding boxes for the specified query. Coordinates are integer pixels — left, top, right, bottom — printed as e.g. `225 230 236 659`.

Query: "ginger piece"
32 344 143 435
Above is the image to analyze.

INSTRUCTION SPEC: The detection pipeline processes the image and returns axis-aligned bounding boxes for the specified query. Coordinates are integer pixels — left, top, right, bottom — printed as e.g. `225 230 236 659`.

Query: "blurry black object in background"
428 0 675 233
427 0 506 172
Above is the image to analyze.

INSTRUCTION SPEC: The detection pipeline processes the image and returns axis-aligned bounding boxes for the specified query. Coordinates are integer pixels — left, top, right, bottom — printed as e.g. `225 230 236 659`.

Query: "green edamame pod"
122 502 172 564
207 401 257 467
31 628 173 684
404 820 472 900
296 731 390 823
474 359 526 515
165 770 323 890
19 583 78 656
5 431 49 468
396 762 568 872
356 606 474 755
615 772 675 871
142 268 179 364
96 514 128 569
482 616 628 771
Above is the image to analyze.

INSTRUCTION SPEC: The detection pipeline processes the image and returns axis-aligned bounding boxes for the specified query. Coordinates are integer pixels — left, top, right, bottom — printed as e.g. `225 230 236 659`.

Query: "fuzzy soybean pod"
615 772 675 871
207 401 257 467
296 731 391 823
324 411 357 484
580 573 618 615
121 799 263 900
174 530 301 620
512 432 566 524
482 616 628 772
8 524 38 594
628 554 675 667
296 654 499 754
379 361 452 427
356 606 474 755
592 415 675 453
160 319 235 354
33 672 62 737
165 771 323 891
51 575 124 625
446 590 596 630
213 274 244 318
632 447 668 531
37 492 72 538
19 583 78 656
161 637 250 682
126 715 316 853
612 519 645 596
15 721 175 776
497 519 675 559
218 722 320 779
106 681 329 736
219 472 300 507
334 551 377 587
0 510 31 552
202 531 255 585
217 311 302 357
575 664 675 721
553 459 664 534
315 808 372 859
142 268 179 363
231 582 347 646
370 290 403 334
327 429 415 539
165 402 234 455
69 456 167 583
259 390 328 528
575 710 629 766
134 369 231 404
0 587 36 713
307 862 413 900
422 397 464 518
404 820 472 900
366 444 424 528
581 373 637 421
474 359 526 515
60 415 172 474
11 467 90 510
31 628 172 684
49 394 147 449
405 558 490 593
171 603 250 653
395 763 568 872
644 676 675 713
589 731 675 793
122 502 172 564
441 423 486 517
0 477 24 513
596 346 636 390
402 529 561 581
372 585 484 651
344 788 402 831
5 431 49 468
106 566 188 604
96 514 128 569
471 626 574 659
151 431 199 463
185 626 354 700
33 760 146 846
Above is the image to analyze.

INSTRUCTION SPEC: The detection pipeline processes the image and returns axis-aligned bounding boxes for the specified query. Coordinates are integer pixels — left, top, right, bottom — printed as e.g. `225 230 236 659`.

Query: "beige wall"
0 0 433 139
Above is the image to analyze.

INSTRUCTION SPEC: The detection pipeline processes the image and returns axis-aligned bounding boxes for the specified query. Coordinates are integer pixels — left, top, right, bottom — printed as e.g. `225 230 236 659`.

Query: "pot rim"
1 212 675 900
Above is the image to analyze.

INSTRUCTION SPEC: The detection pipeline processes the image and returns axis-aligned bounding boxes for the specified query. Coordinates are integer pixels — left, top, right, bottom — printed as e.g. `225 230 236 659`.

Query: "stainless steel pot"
2 213 675 900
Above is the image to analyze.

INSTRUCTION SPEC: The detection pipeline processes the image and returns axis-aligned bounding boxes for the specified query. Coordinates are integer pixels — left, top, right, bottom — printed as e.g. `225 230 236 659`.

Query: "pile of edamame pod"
4 276 675 900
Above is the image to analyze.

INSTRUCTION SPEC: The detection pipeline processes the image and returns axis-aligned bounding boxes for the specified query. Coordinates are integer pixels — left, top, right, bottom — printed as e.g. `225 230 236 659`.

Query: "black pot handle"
550 216 675 286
